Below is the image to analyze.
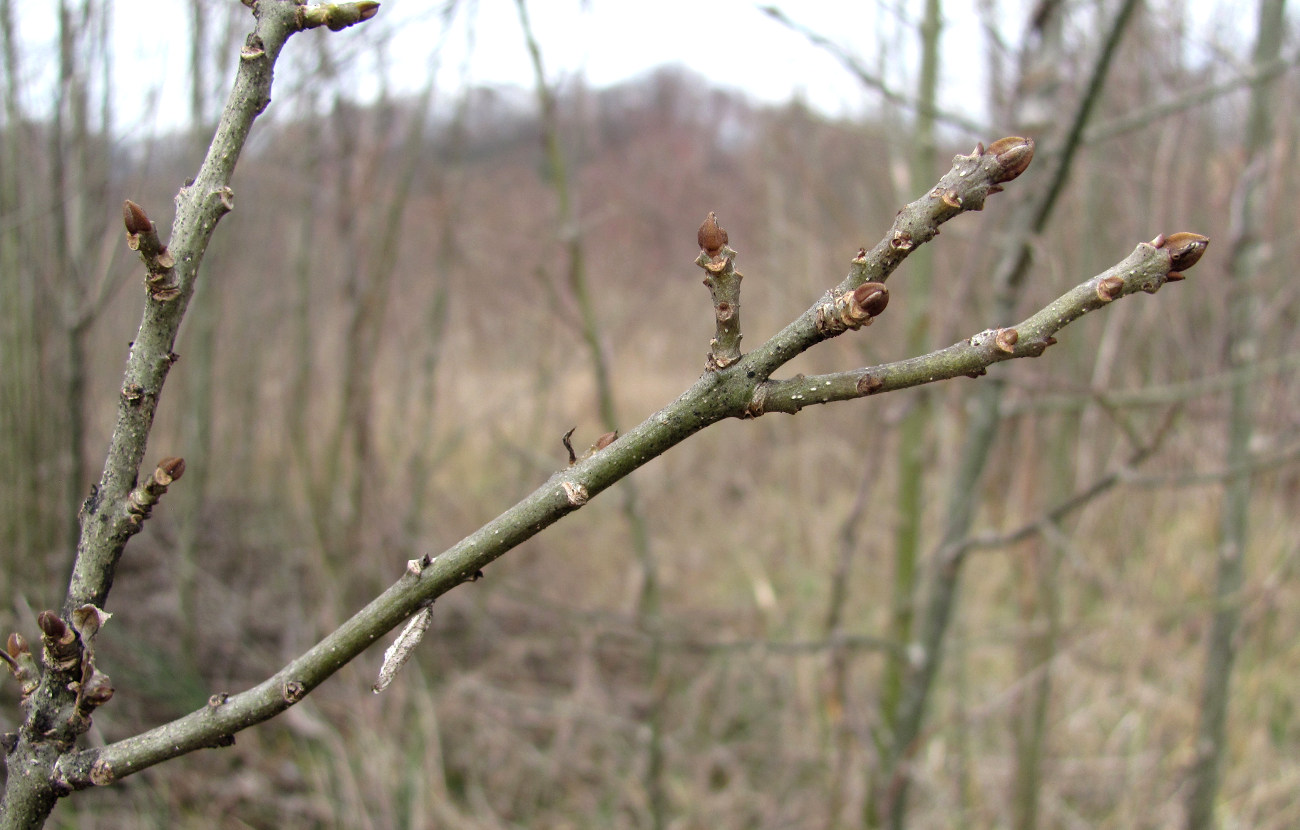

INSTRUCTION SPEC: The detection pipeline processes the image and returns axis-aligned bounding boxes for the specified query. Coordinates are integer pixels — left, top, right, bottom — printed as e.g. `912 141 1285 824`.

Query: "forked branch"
48 133 1206 790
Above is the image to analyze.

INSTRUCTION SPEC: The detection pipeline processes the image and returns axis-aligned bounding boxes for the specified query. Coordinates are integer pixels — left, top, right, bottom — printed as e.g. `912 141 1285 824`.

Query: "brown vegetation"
2 2 1298 828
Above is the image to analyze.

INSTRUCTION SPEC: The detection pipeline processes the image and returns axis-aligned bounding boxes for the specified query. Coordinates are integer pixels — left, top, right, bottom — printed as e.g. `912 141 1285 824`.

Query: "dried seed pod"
987 136 1034 183
71 605 110 640
79 669 115 708
697 212 729 257
1163 232 1209 271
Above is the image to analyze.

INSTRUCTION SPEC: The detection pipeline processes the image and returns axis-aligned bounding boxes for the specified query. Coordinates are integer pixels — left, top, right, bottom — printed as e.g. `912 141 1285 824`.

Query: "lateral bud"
1097 275 1125 302
994 328 1019 354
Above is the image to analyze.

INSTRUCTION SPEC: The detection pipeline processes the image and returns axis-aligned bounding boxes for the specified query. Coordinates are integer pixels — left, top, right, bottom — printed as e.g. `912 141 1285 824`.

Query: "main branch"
52 139 1206 789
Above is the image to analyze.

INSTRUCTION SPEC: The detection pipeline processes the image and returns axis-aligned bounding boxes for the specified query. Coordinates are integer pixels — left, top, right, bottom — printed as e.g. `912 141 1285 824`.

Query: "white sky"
5 0 1253 137
8 0 1026 135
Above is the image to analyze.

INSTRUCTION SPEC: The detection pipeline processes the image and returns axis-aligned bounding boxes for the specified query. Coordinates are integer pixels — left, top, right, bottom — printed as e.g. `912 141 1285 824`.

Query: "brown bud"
155 456 186 485
1163 232 1209 272
941 189 962 209
973 141 985 156
7 633 28 656
856 373 884 395
994 328 1019 354
853 282 890 318
122 200 151 236
987 136 1034 183
697 212 728 257
37 611 68 641
1097 275 1125 301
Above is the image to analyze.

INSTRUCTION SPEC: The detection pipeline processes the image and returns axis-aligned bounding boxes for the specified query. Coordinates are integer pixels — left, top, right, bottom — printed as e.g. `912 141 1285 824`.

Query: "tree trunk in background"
1184 1 1285 826
879 2 1140 826
515 2 665 824
175 0 218 658
871 0 941 823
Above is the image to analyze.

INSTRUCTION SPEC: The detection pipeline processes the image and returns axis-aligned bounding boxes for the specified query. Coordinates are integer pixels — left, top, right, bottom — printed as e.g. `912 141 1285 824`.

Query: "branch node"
994 327 1019 354
562 480 589 506
282 680 307 703
89 758 115 787
125 456 187 531
1097 275 1125 301
856 373 885 395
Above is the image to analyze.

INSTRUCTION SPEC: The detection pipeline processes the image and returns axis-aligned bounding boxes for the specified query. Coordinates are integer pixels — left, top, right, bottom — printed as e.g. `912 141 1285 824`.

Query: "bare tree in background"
1185 1 1286 827
8 2 1280 829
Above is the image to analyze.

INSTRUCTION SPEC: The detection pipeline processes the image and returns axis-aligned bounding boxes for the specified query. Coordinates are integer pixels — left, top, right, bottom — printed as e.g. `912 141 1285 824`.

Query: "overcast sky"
5 0 1252 137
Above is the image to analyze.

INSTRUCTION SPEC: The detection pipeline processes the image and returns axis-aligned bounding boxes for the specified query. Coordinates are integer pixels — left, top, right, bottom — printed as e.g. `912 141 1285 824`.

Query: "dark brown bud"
853 282 890 318
1097 275 1125 301
697 212 728 257
1163 232 1209 272
122 200 151 236
987 136 1034 183
856 373 884 395
37 611 67 641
